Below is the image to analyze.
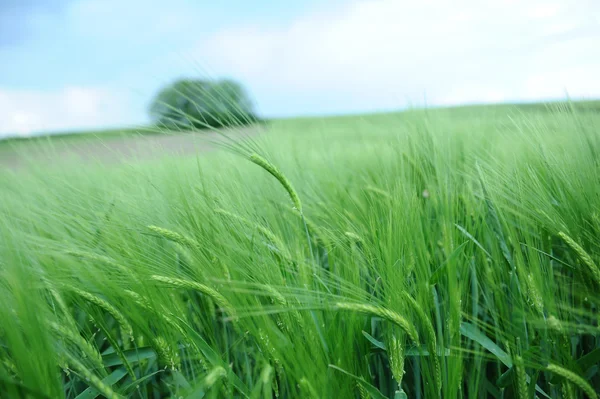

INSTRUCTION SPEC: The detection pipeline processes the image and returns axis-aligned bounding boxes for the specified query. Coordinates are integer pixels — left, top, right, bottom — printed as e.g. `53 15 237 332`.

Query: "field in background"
2 99 599 167
1 101 600 398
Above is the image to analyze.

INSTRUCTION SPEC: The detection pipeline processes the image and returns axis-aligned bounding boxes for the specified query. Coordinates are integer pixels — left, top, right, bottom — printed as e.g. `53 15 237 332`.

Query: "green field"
1 101 600 398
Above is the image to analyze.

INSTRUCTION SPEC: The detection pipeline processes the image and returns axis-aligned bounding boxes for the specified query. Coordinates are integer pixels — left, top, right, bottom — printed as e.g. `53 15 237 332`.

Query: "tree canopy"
148 78 258 130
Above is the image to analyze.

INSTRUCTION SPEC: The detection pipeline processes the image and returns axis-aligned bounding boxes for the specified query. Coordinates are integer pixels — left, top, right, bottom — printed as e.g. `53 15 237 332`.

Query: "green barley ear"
514 355 528 399
525 273 544 315
334 302 419 345
147 225 199 250
152 336 180 370
202 366 227 389
64 250 139 283
356 382 370 399
67 286 133 338
47 321 105 374
387 334 406 387
249 153 302 212
344 231 363 243
546 363 597 399
558 231 600 285
150 275 237 320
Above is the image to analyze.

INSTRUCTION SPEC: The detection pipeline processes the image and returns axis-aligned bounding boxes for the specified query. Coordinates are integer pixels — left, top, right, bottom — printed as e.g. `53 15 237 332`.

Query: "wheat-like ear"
47 321 105 373
249 153 302 212
514 355 528 399
150 275 237 320
402 292 440 394
344 231 363 243
66 286 133 338
203 366 227 388
387 334 405 387
525 273 544 315
558 231 600 285
152 336 180 370
123 290 187 336
64 352 123 399
334 302 419 345
65 250 140 283
147 225 200 250
356 382 370 399
547 363 597 399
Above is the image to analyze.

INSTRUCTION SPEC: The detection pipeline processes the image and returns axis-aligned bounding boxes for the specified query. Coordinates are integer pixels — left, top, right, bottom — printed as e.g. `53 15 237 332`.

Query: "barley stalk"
249 153 302 212
334 302 419 345
151 275 237 320
547 363 597 399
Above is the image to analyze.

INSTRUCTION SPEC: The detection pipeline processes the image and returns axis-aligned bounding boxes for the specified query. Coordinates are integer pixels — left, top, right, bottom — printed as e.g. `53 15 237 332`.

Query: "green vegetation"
1 101 599 398
0 127 157 157
148 78 258 130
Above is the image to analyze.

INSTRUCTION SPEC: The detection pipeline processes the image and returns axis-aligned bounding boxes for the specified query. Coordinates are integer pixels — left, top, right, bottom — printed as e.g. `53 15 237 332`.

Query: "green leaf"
171 369 192 389
122 370 165 394
102 347 157 368
0 376 53 399
429 241 468 285
75 367 127 399
328 365 387 399
496 367 514 388
362 330 386 350
482 376 502 399
577 347 600 372
455 225 492 259
460 322 512 367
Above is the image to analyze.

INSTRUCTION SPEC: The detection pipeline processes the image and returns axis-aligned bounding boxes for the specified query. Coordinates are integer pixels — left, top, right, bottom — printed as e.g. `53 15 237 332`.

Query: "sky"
0 0 599 137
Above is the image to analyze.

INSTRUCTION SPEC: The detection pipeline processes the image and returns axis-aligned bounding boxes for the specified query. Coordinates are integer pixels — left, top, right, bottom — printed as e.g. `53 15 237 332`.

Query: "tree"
148 78 258 130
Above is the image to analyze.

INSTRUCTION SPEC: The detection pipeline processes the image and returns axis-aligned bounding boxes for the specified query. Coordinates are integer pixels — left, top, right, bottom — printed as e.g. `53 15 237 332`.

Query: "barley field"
1 102 599 398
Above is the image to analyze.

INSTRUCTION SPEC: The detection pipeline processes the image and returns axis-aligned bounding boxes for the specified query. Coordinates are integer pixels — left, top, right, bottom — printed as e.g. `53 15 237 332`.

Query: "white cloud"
195 0 600 115
0 87 132 137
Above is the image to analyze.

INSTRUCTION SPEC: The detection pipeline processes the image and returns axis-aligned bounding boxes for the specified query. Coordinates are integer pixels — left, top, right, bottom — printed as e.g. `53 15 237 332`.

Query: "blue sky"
0 0 599 137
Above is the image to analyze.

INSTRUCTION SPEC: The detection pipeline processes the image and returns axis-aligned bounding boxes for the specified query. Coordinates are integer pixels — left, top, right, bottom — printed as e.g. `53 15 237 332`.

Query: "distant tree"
148 78 258 130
